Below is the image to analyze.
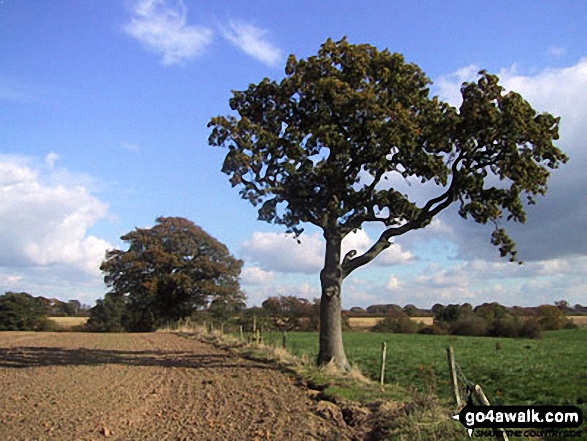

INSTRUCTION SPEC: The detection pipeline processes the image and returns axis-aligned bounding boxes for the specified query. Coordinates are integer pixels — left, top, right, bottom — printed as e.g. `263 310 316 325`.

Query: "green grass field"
270 328 587 415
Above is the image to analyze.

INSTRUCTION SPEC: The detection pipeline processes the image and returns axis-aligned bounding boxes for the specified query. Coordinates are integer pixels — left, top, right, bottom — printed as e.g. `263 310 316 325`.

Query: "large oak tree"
208 38 567 369
96 217 243 332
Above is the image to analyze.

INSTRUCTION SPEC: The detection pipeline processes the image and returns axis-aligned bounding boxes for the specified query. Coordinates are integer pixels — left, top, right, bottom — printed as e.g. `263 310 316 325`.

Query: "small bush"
518 318 543 339
488 317 519 338
537 305 569 330
372 316 420 334
450 315 488 336
35 318 61 332
418 323 449 335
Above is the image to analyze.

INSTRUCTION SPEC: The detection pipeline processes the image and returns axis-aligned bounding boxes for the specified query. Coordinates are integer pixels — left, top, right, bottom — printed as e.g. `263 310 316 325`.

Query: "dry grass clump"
318 360 370 384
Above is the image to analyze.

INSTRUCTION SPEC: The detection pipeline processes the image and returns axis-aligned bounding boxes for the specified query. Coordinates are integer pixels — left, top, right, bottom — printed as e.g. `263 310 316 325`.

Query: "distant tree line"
367 301 579 339
190 296 582 340
0 291 90 331
347 301 587 318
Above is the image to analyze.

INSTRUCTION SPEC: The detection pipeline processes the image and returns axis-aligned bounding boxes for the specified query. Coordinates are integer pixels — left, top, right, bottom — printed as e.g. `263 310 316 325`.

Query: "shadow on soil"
0 346 277 370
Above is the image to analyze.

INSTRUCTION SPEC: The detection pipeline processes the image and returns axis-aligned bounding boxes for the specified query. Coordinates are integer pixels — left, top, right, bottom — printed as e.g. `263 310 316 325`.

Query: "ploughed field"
0 332 353 441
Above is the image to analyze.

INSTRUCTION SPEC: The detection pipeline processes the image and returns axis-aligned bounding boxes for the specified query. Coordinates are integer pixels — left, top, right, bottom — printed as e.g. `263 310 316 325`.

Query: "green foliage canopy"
209 38 567 266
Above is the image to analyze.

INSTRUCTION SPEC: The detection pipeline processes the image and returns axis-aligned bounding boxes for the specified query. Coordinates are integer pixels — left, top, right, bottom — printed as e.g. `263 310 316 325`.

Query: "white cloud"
124 0 213 65
242 231 323 274
240 248 587 310
386 275 402 291
221 21 282 67
378 257 587 308
241 265 275 285
344 277 379 304
274 281 319 299
0 155 112 276
342 229 414 266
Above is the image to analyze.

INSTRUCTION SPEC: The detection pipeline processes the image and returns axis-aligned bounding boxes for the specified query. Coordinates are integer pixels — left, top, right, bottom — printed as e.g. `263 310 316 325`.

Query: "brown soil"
0 332 357 441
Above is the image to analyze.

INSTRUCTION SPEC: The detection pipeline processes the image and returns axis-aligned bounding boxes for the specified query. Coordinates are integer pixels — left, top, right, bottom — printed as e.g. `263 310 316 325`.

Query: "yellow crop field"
348 317 381 329
48 316 89 329
410 317 434 325
569 315 587 326
349 316 433 329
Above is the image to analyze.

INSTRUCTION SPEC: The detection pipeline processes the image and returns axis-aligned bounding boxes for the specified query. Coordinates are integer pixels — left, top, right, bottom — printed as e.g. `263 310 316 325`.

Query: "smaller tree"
261 297 282 317
366 304 404 316
554 300 571 313
537 304 570 330
474 302 510 321
95 217 244 332
262 296 312 331
66 300 82 316
86 293 127 332
402 304 418 317
209 297 246 324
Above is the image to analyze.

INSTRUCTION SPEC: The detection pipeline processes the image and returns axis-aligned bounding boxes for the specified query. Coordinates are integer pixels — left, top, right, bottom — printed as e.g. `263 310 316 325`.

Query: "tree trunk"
317 232 350 371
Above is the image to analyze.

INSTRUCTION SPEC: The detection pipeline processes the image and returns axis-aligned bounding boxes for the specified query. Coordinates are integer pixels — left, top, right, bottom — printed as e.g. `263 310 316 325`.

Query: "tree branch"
341 153 464 278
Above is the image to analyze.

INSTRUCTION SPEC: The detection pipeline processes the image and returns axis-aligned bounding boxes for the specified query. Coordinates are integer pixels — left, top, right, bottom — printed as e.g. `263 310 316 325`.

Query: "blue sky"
1 0 586 309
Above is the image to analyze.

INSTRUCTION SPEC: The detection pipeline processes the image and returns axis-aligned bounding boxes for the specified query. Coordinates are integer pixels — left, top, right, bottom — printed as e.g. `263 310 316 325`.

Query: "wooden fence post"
447 347 461 407
239 326 244 341
474 385 509 441
380 341 387 387
282 330 287 349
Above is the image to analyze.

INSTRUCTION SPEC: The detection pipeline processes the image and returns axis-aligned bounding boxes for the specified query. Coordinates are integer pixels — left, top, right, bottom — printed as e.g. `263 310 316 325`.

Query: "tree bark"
317 232 350 370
